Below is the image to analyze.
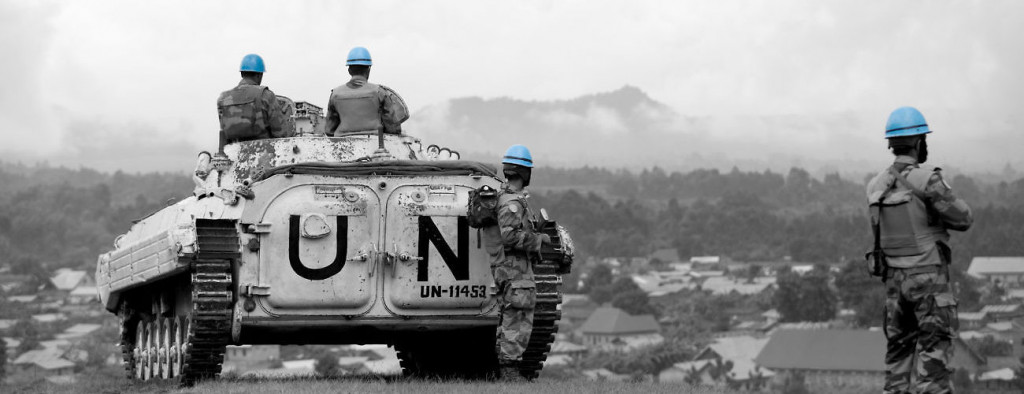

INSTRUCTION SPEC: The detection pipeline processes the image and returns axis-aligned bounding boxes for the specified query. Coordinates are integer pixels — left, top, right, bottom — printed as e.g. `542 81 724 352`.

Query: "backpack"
467 185 500 228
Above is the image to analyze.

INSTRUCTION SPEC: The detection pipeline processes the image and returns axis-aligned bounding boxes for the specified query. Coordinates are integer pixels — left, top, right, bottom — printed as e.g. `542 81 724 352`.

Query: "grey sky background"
1 0 1021 173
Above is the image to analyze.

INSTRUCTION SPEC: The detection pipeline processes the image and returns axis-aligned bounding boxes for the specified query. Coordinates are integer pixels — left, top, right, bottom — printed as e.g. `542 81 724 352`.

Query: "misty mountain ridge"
3 86 1020 178
410 85 1024 177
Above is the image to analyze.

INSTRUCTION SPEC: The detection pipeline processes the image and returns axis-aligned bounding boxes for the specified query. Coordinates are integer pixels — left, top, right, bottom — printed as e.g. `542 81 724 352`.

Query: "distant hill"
407 85 695 169
3 87 1021 175
406 86 1024 176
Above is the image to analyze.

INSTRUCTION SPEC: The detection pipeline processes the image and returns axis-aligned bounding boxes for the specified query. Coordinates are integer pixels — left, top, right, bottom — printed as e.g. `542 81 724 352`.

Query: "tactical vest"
217 85 268 141
330 82 383 134
867 165 950 257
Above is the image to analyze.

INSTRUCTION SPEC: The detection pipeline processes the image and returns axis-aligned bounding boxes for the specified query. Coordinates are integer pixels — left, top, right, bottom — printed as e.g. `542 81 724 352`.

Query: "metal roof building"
967 257 1024 287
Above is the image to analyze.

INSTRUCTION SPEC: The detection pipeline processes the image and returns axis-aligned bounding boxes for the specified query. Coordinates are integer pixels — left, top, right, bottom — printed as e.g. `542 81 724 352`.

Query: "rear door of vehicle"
255 178 379 316
381 179 498 316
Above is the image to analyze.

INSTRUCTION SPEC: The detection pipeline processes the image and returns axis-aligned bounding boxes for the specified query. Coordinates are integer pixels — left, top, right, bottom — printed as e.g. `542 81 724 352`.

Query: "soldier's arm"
498 200 544 253
325 91 339 136
925 170 973 231
378 85 409 134
263 89 287 138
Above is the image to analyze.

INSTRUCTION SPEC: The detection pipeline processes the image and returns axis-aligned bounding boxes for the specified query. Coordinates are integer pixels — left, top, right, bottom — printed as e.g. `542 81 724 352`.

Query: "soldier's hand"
540 234 552 246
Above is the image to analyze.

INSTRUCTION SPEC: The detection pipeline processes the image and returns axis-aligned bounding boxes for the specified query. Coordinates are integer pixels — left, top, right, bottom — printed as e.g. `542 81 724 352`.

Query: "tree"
707 358 734 382
617 339 694 383
585 264 613 293
745 265 761 284
967 336 1013 357
952 368 973 393
0 337 6 382
834 260 886 327
612 289 656 317
590 277 658 316
590 285 615 305
773 267 837 322
314 351 340 377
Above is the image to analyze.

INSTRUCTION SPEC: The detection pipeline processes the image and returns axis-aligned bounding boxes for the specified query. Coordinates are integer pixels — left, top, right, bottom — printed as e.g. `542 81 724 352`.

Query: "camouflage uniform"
217 78 292 149
325 75 409 136
482 184 543 362
866 155 973 394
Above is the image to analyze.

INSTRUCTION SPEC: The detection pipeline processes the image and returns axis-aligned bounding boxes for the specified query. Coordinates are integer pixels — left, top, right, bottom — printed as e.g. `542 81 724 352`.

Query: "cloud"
1 1 1022 172
0 1 60 150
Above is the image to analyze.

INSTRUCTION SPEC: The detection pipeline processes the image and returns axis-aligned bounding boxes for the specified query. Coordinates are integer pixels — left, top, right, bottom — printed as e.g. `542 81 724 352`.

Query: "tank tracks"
119 220 237 387
392 263 563 381
518 262 562 379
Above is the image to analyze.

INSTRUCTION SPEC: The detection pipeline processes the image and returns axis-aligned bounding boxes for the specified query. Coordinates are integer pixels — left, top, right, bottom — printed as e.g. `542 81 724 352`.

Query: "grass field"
5 370 740 394
188 377 736 394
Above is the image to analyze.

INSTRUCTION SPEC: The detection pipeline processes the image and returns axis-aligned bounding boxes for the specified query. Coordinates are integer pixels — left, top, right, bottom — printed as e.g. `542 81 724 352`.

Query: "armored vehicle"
95 131 574 385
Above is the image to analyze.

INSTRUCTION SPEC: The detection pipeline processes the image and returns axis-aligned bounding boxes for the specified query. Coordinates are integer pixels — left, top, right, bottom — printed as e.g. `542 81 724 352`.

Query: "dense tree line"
533 167 1024 265
1 161 1023 274
0 163 191 270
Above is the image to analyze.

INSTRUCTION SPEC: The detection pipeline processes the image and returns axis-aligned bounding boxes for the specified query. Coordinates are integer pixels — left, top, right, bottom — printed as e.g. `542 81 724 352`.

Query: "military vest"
867 165 949 257
330 82 383 134
217 85 268 141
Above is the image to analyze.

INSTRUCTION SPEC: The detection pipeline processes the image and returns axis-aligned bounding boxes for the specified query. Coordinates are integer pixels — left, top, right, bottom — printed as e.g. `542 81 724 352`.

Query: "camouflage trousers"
492 254 535 362
883 268 958 394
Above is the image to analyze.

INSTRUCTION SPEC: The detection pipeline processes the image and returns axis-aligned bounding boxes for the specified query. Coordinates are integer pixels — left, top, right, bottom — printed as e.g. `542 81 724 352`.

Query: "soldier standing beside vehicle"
866 107 973 394
479 145 551 381
217 54 292 150
325 47 409 136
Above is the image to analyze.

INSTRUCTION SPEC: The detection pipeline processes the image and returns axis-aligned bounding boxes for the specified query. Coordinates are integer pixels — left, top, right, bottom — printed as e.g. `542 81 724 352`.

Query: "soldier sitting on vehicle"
217 54 293 151
325 47 409 136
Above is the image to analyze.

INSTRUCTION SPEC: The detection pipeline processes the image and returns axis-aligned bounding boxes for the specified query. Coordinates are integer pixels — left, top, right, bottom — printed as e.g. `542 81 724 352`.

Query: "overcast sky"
1 0 1021 172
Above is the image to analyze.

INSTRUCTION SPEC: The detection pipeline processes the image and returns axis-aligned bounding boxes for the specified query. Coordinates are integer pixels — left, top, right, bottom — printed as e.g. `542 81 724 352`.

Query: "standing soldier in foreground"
866 106 973 394
217 54 292 150
481 145 551 381
326 47 409 136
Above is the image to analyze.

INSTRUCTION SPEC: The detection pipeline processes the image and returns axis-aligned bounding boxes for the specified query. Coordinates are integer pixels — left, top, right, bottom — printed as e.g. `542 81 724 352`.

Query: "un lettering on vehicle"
382 184 495 314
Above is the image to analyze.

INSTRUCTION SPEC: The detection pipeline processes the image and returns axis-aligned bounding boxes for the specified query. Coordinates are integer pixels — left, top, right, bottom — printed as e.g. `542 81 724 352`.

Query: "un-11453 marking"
419 285 487 298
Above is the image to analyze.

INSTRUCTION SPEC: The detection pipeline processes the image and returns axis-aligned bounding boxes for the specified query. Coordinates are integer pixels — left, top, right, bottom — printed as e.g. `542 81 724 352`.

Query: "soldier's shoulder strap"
498 190 526 209
378 84 407 106
905 165 943 188
866 166 897 204
889 165 928 200
378 84 400 97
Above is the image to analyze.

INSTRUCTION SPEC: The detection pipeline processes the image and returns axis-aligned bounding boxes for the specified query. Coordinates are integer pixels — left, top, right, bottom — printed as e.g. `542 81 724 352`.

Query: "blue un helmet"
885 106 932 139
346 47 372 66
239 54 266 73
502 145 533 187
502 144 533 168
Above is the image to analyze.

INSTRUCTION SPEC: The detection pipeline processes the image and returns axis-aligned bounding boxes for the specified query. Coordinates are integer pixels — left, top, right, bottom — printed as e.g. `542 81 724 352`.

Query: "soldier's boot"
499 359 525 383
